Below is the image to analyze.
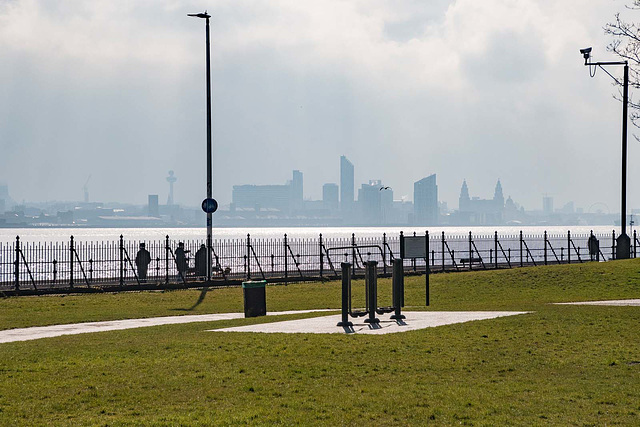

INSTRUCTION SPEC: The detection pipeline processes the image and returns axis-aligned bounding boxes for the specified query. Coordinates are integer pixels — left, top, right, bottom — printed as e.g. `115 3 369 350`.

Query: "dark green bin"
242 280 267 318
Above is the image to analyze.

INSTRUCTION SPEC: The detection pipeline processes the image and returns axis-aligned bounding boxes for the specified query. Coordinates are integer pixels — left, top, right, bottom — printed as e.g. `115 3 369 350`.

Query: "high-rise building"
322 183 339 211
291 170 303 207
414 174 438 225
340 156 354 213
358 180 383 224
543 196 554 214
148 195 159 217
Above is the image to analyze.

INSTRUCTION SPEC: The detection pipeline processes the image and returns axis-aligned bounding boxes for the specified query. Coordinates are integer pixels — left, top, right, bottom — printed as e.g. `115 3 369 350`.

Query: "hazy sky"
1 0 637 213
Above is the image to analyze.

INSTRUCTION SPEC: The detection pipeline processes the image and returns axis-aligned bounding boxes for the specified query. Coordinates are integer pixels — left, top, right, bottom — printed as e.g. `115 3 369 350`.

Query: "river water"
0 225 629 244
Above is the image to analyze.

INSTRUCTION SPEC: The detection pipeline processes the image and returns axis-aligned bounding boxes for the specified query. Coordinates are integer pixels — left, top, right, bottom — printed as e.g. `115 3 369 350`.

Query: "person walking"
135 243 151 282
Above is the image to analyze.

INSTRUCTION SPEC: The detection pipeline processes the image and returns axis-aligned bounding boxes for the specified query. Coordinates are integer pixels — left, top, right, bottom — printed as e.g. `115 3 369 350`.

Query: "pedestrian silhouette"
175 242 189 276
195 244 207 277
135 243 151 282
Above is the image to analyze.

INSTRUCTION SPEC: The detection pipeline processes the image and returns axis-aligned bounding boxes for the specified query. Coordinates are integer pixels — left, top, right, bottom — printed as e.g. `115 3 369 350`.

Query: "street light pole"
189 11 215 280
581 48 630 259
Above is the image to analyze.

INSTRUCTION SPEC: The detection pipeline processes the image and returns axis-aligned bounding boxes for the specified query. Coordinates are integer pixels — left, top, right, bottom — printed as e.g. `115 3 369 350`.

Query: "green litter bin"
242 280 267 318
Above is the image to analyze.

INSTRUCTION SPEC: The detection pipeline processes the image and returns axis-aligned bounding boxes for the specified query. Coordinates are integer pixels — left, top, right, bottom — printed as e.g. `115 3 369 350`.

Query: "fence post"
284 234 288 282
119 235 124 287
70 235 75 288
14 235 19 291
351 233 356 278
383 232 387 276
468 231 473 271
246 234 251 280
544 231 548 266
568 231 571 264
441 231 445 272
319 233 324 279
426 231 430 306
494 231 498 269
165 235 169 284
635 229 637 258
519 230 523 267
589 230 594 262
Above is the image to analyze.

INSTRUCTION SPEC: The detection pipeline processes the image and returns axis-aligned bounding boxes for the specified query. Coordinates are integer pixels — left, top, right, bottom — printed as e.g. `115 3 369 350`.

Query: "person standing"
135 243 151 282
175 242 189 276
194 244 208 278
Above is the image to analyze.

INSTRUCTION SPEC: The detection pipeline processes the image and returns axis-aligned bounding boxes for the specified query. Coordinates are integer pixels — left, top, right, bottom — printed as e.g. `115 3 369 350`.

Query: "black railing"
1 229 637 293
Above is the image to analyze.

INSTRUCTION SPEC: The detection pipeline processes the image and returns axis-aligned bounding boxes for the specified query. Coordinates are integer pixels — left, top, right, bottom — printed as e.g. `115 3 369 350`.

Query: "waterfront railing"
1 230 638 293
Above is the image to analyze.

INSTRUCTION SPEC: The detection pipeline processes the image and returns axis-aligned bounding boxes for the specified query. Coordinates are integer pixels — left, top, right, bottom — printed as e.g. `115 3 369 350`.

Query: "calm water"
0 225 628 244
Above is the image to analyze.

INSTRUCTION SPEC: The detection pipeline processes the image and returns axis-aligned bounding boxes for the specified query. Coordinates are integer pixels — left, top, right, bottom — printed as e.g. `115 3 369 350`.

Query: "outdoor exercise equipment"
337 259 406 327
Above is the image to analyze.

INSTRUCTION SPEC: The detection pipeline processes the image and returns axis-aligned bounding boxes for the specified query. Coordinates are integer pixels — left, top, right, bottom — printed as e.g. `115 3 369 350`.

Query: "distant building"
543 196 554 214
457 179 505 225
232 170 301 213
290 170 303 211
166 171 177 206
357 180 384 225
340 156 354 213
148 195 159 217
322 183 339 211
413 174 438 225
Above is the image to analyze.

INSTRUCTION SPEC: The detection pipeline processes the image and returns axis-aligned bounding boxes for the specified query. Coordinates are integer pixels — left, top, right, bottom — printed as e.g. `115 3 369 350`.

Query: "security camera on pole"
580 47 630 259
189 11 218 281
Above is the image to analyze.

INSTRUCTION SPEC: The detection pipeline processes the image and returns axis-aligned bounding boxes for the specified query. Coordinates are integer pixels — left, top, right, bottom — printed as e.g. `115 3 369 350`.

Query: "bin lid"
242 280 267 289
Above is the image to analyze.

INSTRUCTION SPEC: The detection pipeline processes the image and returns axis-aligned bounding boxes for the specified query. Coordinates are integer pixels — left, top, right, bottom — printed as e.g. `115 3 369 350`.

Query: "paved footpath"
0 310 332 344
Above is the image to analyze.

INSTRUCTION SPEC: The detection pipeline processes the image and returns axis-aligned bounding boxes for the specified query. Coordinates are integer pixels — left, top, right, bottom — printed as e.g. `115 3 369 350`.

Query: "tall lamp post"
580 47 630 259
189 11 218 281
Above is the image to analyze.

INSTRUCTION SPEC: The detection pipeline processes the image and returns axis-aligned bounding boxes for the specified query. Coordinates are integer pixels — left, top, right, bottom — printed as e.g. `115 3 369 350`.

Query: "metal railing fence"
1 229 637 292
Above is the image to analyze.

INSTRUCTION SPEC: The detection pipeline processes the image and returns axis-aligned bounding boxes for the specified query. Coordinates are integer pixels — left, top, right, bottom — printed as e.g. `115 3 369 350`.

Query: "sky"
0 0 637 213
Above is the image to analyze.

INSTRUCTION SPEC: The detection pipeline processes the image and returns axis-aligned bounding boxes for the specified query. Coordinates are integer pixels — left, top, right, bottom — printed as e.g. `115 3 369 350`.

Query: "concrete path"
0 310 332 344
555 298 640 306
212 311 530 335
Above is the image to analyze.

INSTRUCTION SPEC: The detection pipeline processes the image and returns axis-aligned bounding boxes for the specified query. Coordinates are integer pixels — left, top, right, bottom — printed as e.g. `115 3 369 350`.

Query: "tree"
605 2 640 134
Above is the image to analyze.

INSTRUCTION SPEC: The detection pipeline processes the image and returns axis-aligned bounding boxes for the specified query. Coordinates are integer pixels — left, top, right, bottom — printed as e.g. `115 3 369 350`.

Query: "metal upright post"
634 229 637 258
364 261 379 324
494 231 498 269
468 231 473 271
14 236 19 291
568 231 571 264
319 233 324 279
382 233 387 276
70 235 75 288
165 235 169 284
441 231 445 272
391 259 405 320
119 235 124 287
284 234 288 282
544 231 548 265
337 263 353 327
425 230 430 306
246 234 251 280
612 230 616 260
205 14 214 283
351 233 356 279
519 230 523 267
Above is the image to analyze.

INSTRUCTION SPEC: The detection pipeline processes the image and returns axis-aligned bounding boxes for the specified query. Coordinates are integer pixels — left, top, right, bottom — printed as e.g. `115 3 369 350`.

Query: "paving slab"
555 299 640 306
0 310 332 344
212 311 530 335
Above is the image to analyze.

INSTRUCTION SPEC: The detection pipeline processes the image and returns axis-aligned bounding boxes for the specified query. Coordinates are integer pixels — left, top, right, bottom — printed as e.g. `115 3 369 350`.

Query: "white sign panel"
402 236 427 258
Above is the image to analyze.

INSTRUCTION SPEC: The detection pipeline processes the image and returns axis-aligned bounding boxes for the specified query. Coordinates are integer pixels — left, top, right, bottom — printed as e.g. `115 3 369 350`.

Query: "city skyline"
2 1 639 213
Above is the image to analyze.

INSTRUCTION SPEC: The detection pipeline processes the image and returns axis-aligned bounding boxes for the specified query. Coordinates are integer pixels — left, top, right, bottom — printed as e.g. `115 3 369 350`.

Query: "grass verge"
1 260 639 424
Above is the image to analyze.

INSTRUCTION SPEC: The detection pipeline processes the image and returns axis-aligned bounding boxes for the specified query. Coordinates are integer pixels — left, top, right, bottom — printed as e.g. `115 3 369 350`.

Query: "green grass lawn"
1 260 640 425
